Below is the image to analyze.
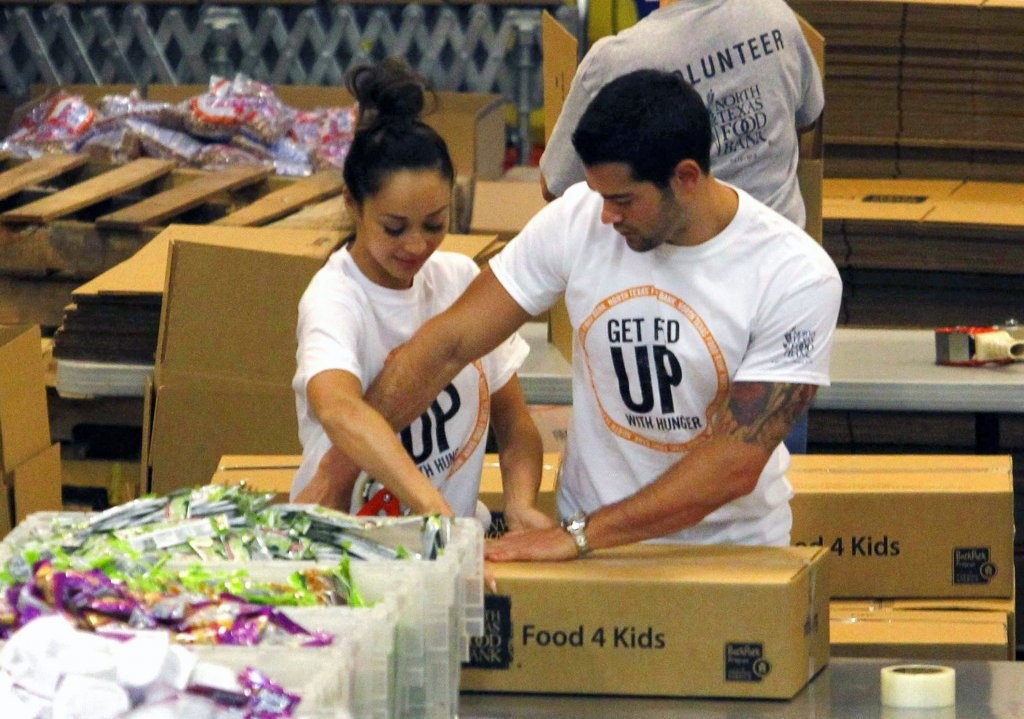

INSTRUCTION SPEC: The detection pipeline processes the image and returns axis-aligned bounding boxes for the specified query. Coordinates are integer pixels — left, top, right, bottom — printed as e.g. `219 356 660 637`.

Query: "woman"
290 58 552 532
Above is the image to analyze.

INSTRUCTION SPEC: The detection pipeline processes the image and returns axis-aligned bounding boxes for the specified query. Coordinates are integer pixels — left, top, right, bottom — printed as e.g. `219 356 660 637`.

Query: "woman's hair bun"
347 57 427 131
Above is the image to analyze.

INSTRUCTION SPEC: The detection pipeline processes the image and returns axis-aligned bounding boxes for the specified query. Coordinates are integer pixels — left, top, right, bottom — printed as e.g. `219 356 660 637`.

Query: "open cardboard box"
144 224 506 494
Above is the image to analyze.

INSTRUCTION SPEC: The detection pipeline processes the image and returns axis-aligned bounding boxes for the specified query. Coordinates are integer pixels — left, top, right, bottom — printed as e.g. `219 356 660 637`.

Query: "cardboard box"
147 84 507 180
210 454 299 500
462 544 830 699
0 325 52 473
796 13 824 245
155 225 343 384
789 467 1014 599
789 453 1012 475
148 371 301 496
830 597 1015 661
438 233 505 267
468 180 547 243
1 442 62 537
830 599 1013 661
477 451 560 524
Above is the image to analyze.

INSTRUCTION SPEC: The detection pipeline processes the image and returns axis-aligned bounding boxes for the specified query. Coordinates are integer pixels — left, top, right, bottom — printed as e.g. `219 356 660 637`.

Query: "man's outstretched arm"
365 266 533 430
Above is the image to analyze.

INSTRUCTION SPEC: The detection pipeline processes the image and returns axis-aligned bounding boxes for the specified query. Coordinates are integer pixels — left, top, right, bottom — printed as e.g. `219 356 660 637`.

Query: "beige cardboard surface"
541 11 577 146
463 544 830 699
822 178 963 200
790 453 1012 474
831 596 1016 655
210 454 301 498
0 325 52 473
926 199 1024 226
71 229 173 298
8 442 62 525
796 14 824 242
148 371 301 495
469 181 546 242
540 12 577 364
155 226 342 383
438 233 504 265
478 451 560 521
790 470 1013 599
830 607 1009 660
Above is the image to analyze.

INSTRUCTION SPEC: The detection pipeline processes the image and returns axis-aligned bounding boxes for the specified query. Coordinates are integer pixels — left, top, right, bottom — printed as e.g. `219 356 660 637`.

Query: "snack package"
289 106 356 171
0 92 96 158
184 74 295 145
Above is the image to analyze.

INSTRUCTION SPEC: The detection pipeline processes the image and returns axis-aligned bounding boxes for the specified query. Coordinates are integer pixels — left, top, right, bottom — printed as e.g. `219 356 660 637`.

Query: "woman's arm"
302 368 454 516
488 374 555 533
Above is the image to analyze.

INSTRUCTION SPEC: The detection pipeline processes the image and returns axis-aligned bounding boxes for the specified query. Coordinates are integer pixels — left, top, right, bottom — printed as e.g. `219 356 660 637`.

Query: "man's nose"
601 203 622 225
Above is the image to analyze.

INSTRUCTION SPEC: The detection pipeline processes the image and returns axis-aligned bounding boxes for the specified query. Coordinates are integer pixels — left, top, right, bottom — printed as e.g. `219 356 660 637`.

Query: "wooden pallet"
0 154 345 328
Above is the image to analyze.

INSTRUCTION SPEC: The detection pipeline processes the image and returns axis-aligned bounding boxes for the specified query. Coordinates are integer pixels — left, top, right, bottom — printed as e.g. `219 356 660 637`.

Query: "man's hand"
485 525 579 562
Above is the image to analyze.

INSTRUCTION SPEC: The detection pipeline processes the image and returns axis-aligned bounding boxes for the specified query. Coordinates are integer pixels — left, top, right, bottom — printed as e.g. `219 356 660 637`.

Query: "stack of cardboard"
789 1 904 144
789 453 1017 660
790 0 1024 180
823 177 1024 326
51 232 170 394
0 325 62 535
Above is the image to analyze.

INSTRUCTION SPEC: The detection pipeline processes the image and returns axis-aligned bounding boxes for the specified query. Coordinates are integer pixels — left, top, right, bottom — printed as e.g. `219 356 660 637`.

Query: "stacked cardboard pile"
790 0 1024 180
49 232 170 396
823 177 1024 326
0 325 62 535
789 453 1017 660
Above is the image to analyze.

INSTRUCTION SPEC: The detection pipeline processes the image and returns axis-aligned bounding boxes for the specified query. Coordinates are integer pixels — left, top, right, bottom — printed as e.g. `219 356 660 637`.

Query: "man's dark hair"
572 69 712 186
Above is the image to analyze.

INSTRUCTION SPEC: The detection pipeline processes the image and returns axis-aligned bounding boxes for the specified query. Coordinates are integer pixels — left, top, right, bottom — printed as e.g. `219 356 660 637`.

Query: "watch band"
561 511 591 557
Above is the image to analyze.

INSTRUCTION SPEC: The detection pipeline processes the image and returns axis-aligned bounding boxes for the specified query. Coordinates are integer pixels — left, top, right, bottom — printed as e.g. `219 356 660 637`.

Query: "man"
542 0 823 228
540 0 825 453
337 69 842 561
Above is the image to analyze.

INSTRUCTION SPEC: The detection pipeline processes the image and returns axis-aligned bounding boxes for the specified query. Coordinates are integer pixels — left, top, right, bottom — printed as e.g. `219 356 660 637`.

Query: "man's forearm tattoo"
717 383 817 448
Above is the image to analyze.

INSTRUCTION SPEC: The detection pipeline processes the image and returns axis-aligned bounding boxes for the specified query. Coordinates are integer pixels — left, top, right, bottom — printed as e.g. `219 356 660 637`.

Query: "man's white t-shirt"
490 182 842 545
292 248 528 516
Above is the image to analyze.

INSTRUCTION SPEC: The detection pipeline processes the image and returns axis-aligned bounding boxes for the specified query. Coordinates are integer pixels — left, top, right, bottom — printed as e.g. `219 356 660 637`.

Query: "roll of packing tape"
881 664 956 708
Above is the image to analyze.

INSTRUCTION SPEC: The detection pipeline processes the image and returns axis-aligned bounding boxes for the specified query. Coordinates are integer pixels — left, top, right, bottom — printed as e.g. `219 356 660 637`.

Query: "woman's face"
349 168 451 289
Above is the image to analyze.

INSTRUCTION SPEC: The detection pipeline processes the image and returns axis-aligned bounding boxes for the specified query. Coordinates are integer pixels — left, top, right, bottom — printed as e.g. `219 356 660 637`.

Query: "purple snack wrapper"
239 666 302 718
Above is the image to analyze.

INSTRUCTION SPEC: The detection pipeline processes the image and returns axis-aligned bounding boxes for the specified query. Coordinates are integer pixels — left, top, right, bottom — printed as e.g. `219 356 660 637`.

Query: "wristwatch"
561 511 591 557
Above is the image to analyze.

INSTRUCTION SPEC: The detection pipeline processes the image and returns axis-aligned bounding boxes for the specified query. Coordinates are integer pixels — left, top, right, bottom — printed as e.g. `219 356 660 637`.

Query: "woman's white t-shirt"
292 247 528 516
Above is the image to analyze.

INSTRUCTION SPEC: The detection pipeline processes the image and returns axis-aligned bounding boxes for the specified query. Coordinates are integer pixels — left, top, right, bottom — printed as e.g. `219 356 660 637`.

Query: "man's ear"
671 159 702 194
